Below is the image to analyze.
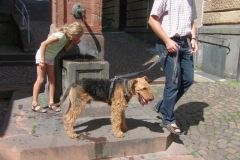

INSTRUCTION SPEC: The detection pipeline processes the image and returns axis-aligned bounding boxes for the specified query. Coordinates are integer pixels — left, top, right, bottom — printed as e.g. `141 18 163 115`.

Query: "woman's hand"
73 39 81 44
39 62 45 69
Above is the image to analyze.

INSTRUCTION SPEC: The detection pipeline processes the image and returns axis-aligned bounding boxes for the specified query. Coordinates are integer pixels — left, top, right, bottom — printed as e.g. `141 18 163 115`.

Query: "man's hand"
190 39 198 53
165 39 179 53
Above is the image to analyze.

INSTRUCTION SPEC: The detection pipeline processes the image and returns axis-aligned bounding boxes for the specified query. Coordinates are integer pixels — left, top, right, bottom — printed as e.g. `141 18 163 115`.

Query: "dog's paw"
114 131 124 138
68 132 78 139
121 125 128 131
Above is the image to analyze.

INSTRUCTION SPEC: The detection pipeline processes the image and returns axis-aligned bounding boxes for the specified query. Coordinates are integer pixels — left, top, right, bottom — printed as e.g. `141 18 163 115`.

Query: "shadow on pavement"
175 101 209 135
74 117 164 134
103 32 164 81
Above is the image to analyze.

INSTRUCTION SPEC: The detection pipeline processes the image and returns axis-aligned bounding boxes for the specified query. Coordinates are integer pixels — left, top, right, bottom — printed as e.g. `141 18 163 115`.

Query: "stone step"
0 45 35 66
0 60 35 66
0 85 173 160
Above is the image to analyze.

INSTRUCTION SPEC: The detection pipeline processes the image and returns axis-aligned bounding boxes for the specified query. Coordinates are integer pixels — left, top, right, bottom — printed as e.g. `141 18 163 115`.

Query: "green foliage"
227 79 240 88
31 125 37 134
194 67 201 71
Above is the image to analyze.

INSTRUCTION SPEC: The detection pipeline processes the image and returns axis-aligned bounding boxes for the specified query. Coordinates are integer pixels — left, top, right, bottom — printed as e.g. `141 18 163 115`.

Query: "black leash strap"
172 49 179 84
108 81 115 105
111 51 168 81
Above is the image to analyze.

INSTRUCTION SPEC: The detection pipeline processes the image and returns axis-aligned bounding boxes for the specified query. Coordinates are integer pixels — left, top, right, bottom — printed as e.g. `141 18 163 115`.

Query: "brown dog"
52 76 154 138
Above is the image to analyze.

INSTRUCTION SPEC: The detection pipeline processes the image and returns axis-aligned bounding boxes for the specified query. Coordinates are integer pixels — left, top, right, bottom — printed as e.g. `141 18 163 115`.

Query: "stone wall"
196 0 240 80
126 0 151 28
203 0 240 25
102 0 119 29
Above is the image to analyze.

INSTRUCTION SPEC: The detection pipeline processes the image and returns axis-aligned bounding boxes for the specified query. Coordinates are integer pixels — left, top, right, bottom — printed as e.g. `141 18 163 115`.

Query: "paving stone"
226 153 237 159
218 142 228 149
218 138 229 144
235 152 240 159
201 155 215 160
216 148 229 157
231 139 240 145
208 153 225 160
226 147 237 154
197 149 207 156
207 144 218 150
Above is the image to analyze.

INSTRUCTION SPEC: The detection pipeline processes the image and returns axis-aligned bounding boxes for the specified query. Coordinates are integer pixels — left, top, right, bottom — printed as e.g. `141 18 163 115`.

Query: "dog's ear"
143 76 149 82
130 79 138 95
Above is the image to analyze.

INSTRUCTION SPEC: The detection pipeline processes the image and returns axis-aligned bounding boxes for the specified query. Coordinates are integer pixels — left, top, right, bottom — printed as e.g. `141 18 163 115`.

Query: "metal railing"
14 0 30 43
197 35 231 54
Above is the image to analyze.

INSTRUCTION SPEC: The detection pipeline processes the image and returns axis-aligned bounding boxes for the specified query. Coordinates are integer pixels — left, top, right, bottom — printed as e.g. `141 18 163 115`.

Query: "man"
148 0 198 135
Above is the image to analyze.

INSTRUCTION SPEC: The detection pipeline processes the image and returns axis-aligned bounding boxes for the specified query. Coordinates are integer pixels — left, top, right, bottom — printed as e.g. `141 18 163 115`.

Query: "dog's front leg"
121 108 128 131
111 104 125 138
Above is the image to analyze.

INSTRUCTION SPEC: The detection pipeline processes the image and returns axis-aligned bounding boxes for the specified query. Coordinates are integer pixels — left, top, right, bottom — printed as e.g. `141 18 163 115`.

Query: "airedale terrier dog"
52 76 154 138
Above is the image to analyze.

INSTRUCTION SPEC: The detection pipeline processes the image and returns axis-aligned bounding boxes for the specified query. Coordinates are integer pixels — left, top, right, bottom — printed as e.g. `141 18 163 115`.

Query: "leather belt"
172 35 189 40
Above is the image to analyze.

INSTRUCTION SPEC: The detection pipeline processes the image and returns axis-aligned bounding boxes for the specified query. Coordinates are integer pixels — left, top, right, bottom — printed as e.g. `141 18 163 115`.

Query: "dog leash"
172 48 179 84
111 51 168 81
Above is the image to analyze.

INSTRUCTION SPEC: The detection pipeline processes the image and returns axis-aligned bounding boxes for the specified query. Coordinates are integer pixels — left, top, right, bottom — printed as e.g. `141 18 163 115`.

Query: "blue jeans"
155 38 194 125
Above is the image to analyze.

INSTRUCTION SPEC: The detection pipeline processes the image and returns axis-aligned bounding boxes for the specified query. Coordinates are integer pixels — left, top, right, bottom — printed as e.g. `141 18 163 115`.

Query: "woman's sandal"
161 123 182 135
32 104 47 113
48 103 61 112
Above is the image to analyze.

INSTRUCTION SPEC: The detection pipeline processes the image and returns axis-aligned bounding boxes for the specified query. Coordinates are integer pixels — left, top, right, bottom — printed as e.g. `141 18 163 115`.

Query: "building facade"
102 0 240 81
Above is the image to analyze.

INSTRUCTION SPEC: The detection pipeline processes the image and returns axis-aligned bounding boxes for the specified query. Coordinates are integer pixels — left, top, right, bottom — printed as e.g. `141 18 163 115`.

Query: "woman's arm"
64 40 75 52
64 38 81 52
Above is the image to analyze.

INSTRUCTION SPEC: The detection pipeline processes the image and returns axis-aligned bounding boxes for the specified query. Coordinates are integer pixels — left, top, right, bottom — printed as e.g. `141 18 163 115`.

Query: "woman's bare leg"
46 64 60 112
46 64 55 104
32 64 47 112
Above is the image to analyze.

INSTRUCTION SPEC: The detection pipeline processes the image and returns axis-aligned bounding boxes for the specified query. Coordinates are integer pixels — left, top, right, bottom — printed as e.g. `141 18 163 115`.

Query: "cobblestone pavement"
174 82 240 160
1 0 240 160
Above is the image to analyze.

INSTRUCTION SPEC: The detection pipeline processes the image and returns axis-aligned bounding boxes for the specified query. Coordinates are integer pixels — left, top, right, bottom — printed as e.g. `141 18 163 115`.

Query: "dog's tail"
51 84 72 106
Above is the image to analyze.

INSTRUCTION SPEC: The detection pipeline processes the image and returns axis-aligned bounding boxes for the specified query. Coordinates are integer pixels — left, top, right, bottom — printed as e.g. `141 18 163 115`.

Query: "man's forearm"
191 21 196 39
148 15 170 44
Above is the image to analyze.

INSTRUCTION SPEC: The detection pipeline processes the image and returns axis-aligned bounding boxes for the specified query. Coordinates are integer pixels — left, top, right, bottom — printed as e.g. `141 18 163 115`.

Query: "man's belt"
172 35 189 40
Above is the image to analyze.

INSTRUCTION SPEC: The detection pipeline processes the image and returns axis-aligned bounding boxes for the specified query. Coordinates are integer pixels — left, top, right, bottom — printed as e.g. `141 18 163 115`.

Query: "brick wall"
51 0 102 33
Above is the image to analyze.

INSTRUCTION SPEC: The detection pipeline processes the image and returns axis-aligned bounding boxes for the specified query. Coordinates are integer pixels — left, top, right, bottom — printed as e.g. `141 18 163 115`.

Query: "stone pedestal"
45 0 108 103
62 59 109 94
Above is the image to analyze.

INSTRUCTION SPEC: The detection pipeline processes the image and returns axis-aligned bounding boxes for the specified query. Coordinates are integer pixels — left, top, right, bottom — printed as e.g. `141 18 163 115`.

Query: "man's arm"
190 21 198 53
190 21 196 39
148 15 179 53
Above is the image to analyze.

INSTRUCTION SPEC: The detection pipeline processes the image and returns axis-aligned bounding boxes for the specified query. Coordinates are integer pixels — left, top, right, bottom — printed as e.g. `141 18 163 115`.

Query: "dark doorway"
119 0 127 30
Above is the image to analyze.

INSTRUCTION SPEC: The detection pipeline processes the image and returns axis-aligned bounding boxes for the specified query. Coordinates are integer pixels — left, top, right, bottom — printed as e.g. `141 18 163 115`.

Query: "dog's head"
130 76 154 106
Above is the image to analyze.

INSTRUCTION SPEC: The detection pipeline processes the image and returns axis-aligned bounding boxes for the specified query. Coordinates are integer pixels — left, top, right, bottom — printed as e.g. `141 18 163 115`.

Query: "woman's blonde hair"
54 22 84 36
